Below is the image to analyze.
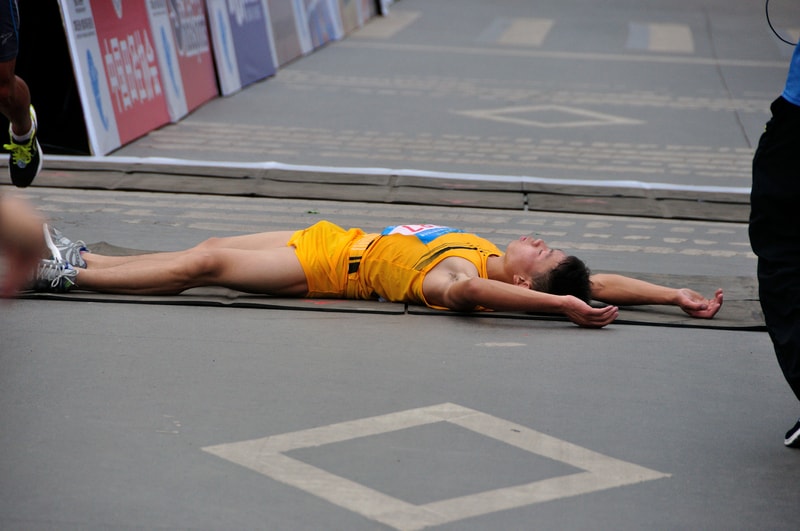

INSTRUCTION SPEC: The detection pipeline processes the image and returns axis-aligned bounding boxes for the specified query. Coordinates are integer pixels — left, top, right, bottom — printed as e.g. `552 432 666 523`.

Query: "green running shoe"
4 105 43 188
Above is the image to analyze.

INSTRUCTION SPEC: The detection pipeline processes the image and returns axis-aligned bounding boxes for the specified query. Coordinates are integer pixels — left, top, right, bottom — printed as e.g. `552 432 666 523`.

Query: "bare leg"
83 231 297 270
198 231 296 251
0 59 33 136
76 245 308 296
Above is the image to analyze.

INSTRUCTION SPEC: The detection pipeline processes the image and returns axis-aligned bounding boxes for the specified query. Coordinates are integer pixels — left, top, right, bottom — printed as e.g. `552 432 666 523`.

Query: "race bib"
381 224 464 243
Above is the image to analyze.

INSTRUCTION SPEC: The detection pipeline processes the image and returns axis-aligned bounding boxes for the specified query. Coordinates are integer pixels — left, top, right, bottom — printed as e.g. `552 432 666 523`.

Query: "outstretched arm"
427 274 619 328
589 273 723 319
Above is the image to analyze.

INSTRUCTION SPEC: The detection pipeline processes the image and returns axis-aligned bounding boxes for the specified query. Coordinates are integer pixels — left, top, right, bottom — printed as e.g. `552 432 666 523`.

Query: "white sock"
11 126 33 143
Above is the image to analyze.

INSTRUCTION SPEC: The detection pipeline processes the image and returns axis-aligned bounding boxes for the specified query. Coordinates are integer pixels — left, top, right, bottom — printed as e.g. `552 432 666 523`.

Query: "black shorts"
0 0 20 63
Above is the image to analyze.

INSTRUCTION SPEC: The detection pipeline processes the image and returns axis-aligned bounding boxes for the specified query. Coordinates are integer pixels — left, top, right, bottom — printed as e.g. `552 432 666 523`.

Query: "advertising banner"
57 0 380 154
206 0 278 96
378 0 392 15
266 0 312 66
339 0 359 34
360 0 377 23
58 0 122 155
89 0 171 147
304 0 343 49
147 0 218 121
339 0 377 35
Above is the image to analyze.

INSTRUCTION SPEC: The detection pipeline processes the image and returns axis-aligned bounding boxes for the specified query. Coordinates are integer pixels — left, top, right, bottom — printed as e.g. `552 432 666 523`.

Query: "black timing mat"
21 242 764 331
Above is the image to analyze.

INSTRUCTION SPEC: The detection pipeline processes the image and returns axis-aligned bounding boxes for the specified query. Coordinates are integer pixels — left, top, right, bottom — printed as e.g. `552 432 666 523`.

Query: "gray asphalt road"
1 189 795 530
3 0 799 529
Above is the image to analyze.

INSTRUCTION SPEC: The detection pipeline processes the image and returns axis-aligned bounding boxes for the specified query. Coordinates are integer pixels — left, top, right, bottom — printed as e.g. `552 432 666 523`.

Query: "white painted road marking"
627 23 694 54
490 18 555 47
454 104 643 129
203 403 669 530
477 342 527 347
341 40 785 68
352 10 420 39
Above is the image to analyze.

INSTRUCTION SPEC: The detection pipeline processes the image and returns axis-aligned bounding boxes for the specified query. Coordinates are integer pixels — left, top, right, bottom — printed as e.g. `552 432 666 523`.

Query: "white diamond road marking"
202 403 669 530
454 105 643 128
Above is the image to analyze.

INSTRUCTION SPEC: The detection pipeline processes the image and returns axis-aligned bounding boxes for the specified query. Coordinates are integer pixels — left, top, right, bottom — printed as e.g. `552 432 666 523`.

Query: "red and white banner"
90 1 171 145
59 0 171 154
147 0 218 121
58 0 380 155
59 0 120 155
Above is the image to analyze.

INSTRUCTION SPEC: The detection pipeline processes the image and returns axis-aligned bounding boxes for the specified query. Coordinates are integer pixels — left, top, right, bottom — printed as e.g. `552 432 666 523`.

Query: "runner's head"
532 255 592 303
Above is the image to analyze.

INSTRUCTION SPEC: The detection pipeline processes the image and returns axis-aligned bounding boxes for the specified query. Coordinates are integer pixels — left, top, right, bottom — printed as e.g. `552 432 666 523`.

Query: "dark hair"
532 255 592 303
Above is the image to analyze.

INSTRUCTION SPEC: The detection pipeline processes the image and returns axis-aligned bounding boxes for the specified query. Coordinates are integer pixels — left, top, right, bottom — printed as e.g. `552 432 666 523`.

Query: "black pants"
749 96 800 402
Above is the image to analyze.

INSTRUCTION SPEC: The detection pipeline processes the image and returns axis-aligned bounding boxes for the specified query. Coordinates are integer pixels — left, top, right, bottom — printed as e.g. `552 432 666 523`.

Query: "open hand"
676 288 723 319
563 296 619 328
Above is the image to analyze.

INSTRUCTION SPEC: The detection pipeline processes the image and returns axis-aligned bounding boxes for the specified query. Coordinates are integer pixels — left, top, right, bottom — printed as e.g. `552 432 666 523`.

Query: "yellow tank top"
354 224 502 308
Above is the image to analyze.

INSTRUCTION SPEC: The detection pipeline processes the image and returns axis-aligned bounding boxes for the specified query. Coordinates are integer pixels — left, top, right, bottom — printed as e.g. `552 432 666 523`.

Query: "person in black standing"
749 41 800 448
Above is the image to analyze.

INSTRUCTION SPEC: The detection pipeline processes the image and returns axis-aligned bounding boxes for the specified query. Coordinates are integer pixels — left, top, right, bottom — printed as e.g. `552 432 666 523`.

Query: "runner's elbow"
444 277 482 311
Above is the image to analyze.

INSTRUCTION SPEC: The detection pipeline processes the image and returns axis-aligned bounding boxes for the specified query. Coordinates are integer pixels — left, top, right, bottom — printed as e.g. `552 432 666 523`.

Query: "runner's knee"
193 237 226 251
172 250 222 284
